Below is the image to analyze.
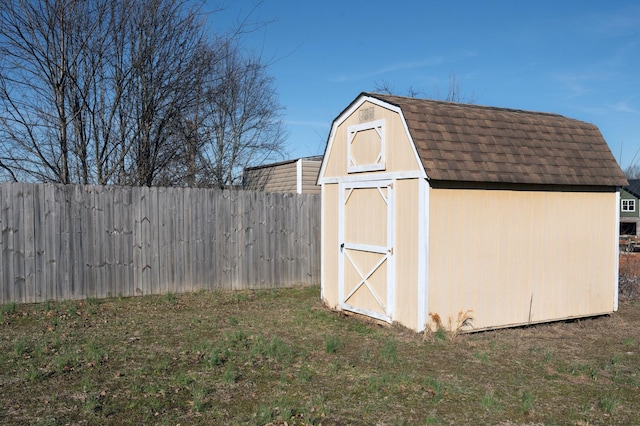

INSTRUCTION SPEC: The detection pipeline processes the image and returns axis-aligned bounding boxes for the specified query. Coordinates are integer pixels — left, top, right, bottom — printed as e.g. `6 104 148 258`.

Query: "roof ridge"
366 92 569 120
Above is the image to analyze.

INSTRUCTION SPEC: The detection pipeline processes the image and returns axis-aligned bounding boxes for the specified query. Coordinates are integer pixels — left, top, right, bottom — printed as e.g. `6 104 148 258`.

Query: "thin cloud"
330 58 444 83
330 51 478 83
581 6 640 38
552 71 608 99
603 40 639 70
570 100 640 117
607 101 640 115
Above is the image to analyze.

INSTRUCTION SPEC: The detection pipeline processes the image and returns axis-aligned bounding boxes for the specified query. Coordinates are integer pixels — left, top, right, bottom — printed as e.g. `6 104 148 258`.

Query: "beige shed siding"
393 178 421 328
428 188 618 331
321 183 340 308
322 101 422 179
245 162 297 192
244 159 320 194
301 160 321 194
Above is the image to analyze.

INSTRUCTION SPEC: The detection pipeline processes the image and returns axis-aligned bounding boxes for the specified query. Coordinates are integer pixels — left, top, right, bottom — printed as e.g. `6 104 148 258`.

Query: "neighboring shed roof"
624 179 640 198
244 155 323 172
364 93 627 187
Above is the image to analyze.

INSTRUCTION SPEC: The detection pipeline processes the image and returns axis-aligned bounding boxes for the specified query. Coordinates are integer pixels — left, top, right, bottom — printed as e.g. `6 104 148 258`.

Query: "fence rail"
0 183 320 304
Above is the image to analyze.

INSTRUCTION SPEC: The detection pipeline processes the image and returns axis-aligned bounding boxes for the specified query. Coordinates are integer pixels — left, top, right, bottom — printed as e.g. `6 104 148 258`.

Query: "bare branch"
0 0 287 187
373 72 477 104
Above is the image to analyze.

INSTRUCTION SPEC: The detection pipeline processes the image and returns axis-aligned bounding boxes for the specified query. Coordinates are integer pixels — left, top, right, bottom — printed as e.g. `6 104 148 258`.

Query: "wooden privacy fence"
0 183 320 304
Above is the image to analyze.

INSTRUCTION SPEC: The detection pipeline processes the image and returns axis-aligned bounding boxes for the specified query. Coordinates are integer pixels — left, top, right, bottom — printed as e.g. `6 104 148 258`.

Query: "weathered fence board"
2 185 14 304
0 183 320 304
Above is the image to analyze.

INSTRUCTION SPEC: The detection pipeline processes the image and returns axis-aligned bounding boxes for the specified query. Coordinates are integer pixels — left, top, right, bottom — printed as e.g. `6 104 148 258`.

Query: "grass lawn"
1 286 639 425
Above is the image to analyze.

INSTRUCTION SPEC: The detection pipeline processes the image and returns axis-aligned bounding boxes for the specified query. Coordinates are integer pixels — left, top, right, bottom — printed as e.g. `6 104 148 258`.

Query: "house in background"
317 92 628 333
243 156 322 194
620 179 640 236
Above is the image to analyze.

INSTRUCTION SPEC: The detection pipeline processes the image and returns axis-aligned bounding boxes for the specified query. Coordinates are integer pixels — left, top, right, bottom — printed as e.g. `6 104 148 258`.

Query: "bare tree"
433 72 477 103
118 0 208 186
373 80 424 98
374 72 477 104
0 0 108 183
625 164 640 180
196 41 286 189
0 0 286 187
152 43 212 188
0 0 140 184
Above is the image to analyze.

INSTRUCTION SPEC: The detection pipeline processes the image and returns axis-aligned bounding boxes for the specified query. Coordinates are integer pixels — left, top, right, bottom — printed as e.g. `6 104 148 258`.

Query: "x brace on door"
343 249 388 311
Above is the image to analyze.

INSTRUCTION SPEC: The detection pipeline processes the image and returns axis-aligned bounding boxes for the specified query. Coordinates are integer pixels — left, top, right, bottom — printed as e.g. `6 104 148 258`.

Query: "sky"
208 1 640 171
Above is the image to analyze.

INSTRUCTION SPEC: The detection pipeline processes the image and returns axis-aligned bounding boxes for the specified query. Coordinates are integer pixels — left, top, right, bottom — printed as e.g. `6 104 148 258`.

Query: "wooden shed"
243 156 322 194
317 92 628 332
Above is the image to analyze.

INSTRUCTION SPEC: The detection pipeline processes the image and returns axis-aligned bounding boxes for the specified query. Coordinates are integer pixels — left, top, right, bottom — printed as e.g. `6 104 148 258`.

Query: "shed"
243 156 322 194
317 92 628 332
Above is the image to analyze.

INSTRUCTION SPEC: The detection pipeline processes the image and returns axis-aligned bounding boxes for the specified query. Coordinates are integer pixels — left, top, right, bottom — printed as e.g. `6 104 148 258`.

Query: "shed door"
339 180 394 322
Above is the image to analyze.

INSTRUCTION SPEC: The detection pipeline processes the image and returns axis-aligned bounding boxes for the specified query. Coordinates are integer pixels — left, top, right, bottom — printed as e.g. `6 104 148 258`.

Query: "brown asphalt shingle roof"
366 93 628 187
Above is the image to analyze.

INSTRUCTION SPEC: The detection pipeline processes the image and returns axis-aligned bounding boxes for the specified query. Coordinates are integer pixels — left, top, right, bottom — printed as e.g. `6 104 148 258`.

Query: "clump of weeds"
424 310 474 341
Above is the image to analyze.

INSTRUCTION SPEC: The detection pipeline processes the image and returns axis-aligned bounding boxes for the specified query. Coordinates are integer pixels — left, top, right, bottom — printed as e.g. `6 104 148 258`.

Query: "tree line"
0 0 286 187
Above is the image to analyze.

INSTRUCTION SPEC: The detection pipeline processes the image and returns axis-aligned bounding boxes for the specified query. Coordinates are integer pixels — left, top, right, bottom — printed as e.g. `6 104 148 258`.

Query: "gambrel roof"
365 93 628 187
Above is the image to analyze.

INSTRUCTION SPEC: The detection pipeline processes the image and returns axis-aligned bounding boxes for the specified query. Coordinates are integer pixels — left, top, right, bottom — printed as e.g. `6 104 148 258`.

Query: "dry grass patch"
0 285 639 425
